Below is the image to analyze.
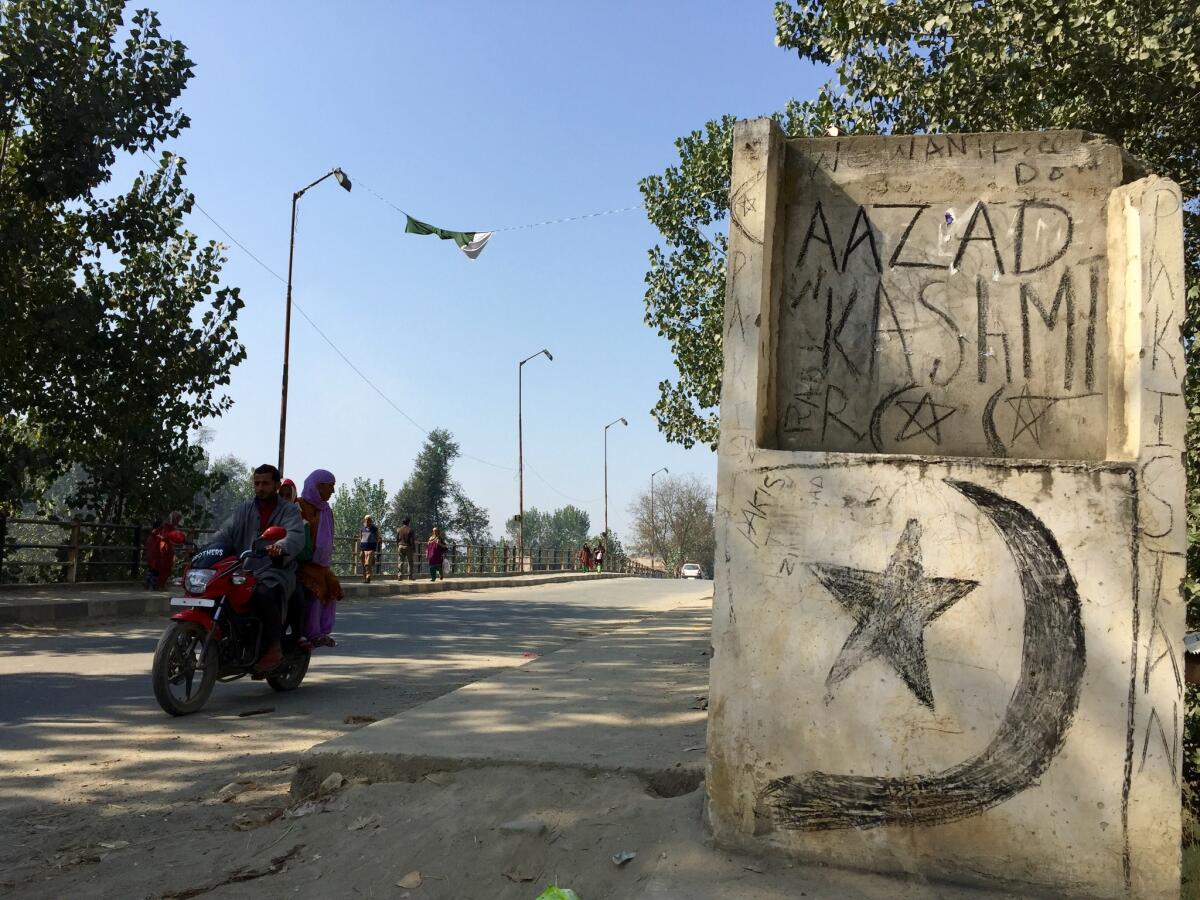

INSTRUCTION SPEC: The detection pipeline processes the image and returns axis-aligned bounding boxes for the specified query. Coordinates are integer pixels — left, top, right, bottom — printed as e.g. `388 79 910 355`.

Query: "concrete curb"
0 572 641 626
293 602 712 798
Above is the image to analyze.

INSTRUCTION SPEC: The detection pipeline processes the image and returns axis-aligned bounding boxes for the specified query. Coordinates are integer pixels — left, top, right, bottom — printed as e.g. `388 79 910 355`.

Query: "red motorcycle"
151 526 310 716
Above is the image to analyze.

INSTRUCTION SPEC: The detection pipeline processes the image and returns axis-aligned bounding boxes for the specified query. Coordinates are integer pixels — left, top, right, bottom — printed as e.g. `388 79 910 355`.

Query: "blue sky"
146 1 825 539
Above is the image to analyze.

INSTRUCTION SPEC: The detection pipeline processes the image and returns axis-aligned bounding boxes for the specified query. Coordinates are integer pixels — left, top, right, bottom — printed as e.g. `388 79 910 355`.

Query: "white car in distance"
680 563 704 579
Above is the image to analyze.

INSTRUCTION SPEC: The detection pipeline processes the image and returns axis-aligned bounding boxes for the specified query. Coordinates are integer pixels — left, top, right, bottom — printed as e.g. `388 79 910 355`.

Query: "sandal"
319 635 338 647
297 637 314 652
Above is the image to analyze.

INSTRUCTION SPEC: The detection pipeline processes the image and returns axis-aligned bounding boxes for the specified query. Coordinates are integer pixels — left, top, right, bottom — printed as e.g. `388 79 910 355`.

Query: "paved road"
0 579 711 816
0 579 711 897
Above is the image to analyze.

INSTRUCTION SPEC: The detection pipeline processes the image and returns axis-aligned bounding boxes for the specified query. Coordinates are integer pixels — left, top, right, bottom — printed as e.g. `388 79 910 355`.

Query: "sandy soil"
1 763 1019 900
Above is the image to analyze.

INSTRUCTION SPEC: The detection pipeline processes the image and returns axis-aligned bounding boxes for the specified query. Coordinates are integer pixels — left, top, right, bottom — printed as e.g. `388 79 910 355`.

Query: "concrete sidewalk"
0 571 635 625
291 596 1017 899
294 596 713 796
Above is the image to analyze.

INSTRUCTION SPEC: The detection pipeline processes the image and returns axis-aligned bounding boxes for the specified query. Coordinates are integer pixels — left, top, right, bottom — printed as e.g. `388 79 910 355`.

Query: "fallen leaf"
612 850 637 866
396 871 423 889
348 813 381 831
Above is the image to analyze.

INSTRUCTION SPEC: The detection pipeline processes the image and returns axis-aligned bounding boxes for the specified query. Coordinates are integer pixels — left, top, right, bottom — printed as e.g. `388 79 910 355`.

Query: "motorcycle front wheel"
152 620 218 716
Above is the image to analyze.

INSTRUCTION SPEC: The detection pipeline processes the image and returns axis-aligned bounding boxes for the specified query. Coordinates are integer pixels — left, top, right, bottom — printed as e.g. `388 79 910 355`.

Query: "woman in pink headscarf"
296 469 343 649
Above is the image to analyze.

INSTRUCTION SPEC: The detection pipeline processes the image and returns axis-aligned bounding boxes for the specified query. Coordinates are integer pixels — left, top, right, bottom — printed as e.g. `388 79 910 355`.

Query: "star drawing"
1005 384 1058 445
894 392 957 444
810 519 979 710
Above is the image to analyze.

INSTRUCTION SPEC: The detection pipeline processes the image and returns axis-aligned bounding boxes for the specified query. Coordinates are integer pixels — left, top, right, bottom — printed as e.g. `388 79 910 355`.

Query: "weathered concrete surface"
0 570 635 624
710 120 1185 899
770 129 1131 460
293 597 712 797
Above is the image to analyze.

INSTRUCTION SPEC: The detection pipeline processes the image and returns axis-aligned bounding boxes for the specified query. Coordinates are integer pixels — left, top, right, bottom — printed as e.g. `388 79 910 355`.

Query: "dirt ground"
1 761 1023 900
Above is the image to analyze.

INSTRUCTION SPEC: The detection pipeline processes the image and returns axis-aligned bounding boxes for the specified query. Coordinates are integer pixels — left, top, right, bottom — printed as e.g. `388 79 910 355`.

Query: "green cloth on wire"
404 215 473 247
404 215 493 259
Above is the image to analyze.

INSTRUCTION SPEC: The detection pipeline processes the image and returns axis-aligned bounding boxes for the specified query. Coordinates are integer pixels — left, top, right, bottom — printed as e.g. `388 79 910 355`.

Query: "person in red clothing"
426 528 448 581
279 479 298 503
144 511 183 590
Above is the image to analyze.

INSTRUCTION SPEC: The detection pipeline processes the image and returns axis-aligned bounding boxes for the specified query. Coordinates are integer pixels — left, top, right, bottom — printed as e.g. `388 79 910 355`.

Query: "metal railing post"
130 524 143 579
67 519 81 583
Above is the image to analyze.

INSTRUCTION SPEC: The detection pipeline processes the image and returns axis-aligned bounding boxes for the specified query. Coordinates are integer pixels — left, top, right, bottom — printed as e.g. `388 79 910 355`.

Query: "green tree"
387 428 491 544
198 454 253 528
640 1 1197 451
0 1 244 519
505 505 592 549
449 487 493 544
331 476 389 571
332 477 389 541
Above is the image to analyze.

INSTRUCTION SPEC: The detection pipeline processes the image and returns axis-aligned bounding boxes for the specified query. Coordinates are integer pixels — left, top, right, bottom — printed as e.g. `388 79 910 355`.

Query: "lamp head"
619 417 628 427
333 167 352 192
542 349 553 361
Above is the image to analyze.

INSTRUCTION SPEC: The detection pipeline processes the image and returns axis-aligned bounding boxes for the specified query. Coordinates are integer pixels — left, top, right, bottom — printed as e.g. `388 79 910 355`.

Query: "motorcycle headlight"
185 568 217 594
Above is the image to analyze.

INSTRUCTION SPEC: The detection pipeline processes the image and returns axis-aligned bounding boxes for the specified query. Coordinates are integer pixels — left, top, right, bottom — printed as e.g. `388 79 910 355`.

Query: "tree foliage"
198 454 252 528
626 474 715 574
640 0 1198 451
386 429 492 544
505 504 592 550
0 1 244 521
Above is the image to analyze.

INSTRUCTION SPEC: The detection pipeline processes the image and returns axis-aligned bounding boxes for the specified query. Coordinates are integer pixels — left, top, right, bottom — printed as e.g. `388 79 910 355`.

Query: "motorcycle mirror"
166 530 187 544
260 525 287 542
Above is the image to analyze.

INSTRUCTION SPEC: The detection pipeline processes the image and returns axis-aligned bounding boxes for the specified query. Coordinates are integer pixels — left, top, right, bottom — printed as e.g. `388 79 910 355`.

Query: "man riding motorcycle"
204 463 305 671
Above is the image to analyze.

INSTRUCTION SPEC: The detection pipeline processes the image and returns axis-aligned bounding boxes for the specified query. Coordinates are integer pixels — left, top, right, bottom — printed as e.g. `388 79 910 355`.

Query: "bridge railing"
0 515 664 584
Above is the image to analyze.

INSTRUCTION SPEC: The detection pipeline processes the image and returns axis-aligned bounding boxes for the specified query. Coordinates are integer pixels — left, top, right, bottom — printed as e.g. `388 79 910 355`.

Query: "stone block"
709 119 1186 898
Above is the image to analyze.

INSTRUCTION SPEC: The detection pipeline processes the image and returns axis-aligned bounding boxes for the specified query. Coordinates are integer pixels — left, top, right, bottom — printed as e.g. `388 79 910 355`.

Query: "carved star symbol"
735 193 757 216
1005 383 1058 445
894 392 957 444
810 519 979 710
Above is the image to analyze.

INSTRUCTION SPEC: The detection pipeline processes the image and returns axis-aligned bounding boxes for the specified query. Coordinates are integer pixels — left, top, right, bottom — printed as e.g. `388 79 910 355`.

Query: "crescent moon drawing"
762 478 1085 830
982 386 1008 457
869 382 919 451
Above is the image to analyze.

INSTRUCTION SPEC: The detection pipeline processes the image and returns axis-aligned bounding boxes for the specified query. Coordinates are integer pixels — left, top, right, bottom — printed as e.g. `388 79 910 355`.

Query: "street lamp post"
650 467 668 576
603 417 627 565
518 348 553 569
278 166 352 475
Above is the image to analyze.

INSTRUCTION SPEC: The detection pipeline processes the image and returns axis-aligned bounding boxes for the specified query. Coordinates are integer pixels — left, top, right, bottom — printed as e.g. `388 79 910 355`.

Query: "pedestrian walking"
297 469 343 649
358 515 380 583
144 510 183 590
395 517 416 580
593 541 605 573
577 543 592 572
426 528 448 581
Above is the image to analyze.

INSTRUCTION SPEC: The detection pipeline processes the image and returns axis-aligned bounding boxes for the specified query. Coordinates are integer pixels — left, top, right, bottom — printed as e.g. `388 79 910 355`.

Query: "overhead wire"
177 163 614 503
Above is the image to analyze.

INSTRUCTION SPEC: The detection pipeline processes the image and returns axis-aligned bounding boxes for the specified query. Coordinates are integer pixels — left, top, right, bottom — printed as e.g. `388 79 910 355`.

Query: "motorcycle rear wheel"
267 650 310 692
152 620 218 716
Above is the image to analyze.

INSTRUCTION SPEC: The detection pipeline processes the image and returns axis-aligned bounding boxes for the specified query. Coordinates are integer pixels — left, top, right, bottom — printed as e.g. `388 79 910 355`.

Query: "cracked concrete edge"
290 748 705 800
0 572 641 625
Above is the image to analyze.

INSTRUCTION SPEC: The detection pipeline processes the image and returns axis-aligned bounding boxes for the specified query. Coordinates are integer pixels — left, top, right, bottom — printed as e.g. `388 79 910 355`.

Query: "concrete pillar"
709 120 1186 898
